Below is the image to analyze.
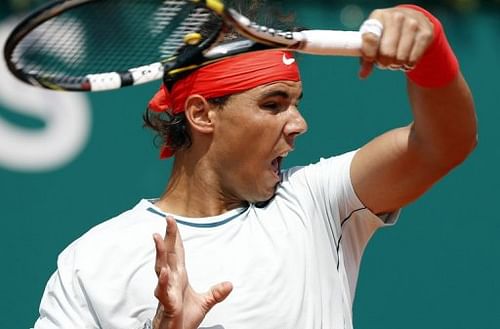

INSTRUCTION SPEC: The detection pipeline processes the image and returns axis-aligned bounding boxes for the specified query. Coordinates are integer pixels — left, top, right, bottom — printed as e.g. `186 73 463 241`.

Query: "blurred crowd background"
1 1 498 329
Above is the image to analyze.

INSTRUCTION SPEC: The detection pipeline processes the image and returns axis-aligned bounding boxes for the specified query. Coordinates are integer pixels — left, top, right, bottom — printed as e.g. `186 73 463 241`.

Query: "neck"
155 151 247 217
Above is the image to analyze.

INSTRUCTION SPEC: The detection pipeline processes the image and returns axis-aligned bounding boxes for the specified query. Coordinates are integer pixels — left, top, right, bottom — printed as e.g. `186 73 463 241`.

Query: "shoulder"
57 199 164 270
46 200 161 329
280 150 357 188
274 150 363 222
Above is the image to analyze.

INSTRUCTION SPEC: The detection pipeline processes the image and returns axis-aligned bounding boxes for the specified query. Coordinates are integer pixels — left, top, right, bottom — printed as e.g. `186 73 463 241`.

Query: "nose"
283 106 308 138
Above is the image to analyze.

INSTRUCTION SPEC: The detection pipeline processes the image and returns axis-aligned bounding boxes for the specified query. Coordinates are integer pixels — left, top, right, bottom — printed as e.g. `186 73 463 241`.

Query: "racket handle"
294 30 362 56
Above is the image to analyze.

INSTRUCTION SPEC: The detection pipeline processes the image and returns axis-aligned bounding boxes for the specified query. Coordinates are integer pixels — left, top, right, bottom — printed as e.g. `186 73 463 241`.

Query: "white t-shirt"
33 151 398 329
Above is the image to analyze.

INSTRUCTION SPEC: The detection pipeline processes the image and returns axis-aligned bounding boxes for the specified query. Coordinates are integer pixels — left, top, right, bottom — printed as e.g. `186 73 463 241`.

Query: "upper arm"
351 74 477 214
34 245 99 329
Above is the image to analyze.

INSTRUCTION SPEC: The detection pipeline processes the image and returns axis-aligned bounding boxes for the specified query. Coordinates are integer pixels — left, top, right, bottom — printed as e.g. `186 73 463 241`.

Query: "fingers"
164 216 179 271
359 32 377 78
152 217 233 327
153 217 186 318
170 217 186 265
154 216 185 275
154 266 171 307
377 12 403 68
359 7 434 78
153 231 175 309
359 16 382 79
358 59 374 79
164 216 177 252
397 18 418 66
203 281 233 313
153 233 167 276
153 215 187 278
408 20 434 66
165 216 186 267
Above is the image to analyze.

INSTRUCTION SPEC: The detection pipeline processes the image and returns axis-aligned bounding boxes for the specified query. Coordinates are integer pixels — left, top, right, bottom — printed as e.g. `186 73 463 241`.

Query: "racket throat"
224 9 302 49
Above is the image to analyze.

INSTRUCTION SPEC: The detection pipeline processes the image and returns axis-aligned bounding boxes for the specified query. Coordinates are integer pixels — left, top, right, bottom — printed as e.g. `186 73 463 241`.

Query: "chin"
252 193 276 208
248 184 279 206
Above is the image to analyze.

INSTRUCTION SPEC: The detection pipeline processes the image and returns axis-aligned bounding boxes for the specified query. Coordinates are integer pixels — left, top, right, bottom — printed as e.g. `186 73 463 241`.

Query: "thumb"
203 281 233 312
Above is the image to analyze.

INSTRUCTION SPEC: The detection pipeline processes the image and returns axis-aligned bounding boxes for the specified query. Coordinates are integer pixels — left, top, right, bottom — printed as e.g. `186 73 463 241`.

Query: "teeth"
282 152 289 157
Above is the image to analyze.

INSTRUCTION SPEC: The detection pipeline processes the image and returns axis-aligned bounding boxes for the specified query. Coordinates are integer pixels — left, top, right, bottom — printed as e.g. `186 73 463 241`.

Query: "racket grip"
295 30 362 56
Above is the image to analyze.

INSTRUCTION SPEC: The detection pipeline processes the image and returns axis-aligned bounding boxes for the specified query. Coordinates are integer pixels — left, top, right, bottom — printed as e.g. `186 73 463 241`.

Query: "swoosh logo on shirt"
282 53 295 65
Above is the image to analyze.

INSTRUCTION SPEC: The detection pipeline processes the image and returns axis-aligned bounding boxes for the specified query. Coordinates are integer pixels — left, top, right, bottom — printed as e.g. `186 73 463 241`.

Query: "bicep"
350 124 447 215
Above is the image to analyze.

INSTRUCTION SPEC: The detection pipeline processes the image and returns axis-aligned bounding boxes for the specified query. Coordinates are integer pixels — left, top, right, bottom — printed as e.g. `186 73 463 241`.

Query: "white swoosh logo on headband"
282 54 295 65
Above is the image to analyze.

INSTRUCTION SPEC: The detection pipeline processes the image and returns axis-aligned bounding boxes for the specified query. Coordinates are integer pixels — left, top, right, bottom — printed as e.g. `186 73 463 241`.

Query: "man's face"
209 80 307 203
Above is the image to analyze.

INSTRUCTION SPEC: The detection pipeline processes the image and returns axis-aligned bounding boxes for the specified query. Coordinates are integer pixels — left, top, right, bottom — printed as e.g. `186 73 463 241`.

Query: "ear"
184 94 214 134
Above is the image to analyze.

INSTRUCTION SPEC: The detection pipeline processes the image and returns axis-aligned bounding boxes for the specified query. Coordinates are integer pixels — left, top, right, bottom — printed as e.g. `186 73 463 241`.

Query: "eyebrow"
261 90 304 100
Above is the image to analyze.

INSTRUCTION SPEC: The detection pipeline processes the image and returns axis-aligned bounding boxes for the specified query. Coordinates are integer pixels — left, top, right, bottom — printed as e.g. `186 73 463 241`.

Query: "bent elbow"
440 132 478 171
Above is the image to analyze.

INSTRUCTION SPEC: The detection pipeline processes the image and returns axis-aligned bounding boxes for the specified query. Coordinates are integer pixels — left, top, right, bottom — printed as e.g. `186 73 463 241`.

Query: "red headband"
149 50 300 114
148 50 301 158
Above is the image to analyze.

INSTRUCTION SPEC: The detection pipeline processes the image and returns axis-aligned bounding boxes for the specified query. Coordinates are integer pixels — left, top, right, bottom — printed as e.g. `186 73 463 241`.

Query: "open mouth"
271 156 283 177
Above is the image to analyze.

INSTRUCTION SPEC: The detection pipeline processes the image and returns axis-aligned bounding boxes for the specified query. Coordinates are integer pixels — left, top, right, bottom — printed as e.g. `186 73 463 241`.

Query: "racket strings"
18 11 79 76
151 0 189 36
159 7 213 57
9 0 215 81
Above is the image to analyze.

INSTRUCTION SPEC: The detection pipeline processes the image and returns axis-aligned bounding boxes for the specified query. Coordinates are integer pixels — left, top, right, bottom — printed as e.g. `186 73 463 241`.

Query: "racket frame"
4 0 362 92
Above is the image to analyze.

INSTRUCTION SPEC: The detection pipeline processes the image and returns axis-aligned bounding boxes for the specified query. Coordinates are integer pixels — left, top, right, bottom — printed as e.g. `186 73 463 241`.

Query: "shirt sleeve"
284 150 400 302
331 151 400 300
33 241 99 329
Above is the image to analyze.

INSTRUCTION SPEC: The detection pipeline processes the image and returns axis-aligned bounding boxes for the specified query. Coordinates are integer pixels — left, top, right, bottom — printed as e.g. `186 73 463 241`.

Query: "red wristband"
398 4 459 88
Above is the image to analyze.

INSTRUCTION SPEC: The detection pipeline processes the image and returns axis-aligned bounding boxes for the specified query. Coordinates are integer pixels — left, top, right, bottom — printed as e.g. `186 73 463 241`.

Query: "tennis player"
33 5 477 329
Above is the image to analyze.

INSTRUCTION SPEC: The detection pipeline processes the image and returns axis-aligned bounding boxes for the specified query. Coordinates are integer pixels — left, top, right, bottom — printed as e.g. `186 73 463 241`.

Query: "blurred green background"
0 1 498 328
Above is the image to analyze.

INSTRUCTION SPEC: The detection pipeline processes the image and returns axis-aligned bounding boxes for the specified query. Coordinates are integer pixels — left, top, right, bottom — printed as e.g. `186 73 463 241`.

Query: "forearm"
404 4 477 168
351 4 478 214
407 73 477 169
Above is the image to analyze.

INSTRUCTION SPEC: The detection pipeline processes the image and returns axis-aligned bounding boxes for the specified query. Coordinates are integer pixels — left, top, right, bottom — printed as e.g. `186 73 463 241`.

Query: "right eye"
262 102 280 111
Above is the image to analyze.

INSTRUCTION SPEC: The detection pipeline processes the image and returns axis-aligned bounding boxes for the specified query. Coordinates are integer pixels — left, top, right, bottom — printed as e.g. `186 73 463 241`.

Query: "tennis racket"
4 0 363 92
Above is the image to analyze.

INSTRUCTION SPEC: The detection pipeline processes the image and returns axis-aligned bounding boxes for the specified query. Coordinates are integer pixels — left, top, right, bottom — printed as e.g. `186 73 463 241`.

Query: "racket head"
161 2 298 86
3 0 225 91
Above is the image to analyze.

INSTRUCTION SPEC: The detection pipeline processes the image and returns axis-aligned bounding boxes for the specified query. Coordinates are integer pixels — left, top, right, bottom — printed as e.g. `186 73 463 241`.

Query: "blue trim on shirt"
146 207 246 228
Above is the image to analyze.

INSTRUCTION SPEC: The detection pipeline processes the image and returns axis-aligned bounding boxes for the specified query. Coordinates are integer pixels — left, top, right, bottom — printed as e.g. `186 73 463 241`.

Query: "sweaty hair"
142 95 231 154
143 0 296 156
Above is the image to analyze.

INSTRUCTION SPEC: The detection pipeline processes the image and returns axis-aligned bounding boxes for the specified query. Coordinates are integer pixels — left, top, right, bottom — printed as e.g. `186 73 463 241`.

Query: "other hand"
152 216 233 329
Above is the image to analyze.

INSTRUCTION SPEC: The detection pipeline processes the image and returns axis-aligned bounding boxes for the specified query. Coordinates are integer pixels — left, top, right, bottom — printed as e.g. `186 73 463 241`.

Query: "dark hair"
143 95 231 155
143 0 297 156
142 6 239 156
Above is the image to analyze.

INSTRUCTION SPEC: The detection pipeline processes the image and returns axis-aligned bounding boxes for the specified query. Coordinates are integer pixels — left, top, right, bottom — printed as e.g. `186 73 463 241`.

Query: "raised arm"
351 5 477 214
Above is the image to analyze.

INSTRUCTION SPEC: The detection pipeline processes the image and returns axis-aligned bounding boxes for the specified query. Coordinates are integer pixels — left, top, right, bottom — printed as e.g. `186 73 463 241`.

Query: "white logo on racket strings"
282 54 295 65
